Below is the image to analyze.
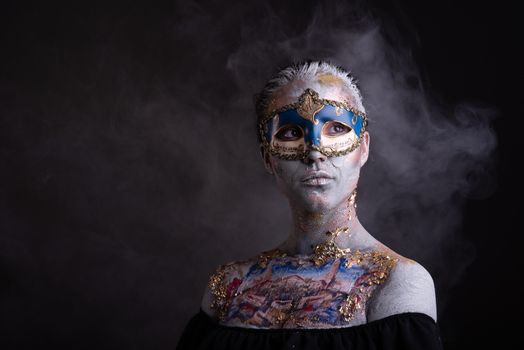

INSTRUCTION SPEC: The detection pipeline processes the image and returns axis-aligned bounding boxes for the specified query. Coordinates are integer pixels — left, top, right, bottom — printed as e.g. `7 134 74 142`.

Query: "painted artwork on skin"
212 250 396 329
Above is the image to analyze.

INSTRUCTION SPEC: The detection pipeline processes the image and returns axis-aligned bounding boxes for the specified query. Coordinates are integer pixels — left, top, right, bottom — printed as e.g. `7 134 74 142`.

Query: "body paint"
209 249 397 329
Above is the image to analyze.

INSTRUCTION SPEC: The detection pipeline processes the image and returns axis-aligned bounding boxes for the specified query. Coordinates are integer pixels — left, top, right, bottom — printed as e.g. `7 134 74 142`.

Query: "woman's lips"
301 177 334 186
300 171 334 186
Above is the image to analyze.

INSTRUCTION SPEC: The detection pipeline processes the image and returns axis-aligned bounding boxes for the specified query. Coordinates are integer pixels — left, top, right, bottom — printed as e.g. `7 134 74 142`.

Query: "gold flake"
208 265 228 320
257 249 288 268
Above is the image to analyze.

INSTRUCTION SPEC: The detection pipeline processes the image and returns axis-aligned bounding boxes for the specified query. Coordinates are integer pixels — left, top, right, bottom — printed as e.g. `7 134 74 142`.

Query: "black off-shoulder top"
176 309 443 350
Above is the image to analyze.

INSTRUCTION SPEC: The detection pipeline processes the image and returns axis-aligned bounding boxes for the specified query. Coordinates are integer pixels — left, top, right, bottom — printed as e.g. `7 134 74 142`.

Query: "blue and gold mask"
259 89 368 160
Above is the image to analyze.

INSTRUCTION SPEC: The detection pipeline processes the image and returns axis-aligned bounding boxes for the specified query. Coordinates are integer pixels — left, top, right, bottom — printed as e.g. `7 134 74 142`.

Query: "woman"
177 61 443 349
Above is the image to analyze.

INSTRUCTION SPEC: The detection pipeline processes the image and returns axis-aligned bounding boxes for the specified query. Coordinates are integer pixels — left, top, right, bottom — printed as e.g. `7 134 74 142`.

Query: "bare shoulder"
367 251 437 322
200 281 215 319
200 257 254 320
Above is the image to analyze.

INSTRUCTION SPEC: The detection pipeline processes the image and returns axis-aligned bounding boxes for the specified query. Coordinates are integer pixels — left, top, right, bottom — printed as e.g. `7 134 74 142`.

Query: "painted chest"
208 249 398 329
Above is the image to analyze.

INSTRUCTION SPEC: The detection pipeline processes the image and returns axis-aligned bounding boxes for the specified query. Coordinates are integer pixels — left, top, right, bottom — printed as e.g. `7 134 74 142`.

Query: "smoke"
0 0 497 347
211 0 497 306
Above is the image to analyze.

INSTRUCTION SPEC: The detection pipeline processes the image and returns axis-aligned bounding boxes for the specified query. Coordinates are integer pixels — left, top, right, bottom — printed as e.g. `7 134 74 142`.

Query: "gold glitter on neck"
311 188 357 266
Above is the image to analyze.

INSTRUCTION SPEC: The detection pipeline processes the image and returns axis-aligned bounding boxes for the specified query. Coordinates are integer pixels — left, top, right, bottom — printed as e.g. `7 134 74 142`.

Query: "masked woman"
177 61 443 350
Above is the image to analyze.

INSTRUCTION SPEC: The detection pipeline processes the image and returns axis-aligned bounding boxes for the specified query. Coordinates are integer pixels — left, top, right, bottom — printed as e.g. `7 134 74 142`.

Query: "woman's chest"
210 251 397 329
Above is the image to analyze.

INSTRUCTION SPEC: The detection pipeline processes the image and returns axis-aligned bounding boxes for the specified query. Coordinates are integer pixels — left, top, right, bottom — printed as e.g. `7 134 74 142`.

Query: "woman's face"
262 132 369 212
261 83 369 212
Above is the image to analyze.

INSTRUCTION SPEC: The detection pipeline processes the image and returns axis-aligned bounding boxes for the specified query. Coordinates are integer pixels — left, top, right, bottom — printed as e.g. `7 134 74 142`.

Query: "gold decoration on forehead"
295 89 324 125
260 87 367 129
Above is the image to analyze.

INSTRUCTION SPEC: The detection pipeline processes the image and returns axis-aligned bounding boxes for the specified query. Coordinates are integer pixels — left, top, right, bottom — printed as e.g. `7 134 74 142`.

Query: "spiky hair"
254 60 365 143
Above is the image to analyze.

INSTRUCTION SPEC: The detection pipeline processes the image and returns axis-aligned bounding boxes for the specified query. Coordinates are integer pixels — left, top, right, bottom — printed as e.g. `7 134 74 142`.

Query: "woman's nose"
304 149 327 164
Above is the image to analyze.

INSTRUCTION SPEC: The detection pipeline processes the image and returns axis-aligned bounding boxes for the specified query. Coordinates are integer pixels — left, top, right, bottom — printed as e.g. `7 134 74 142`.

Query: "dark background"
1 0 521 349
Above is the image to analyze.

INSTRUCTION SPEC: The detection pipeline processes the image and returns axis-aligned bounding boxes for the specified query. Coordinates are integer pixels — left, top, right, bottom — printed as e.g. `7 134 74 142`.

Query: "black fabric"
176 309 443 350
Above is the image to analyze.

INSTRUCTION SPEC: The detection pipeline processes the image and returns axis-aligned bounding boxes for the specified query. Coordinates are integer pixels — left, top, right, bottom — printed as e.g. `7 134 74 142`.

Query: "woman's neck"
278 197 373 256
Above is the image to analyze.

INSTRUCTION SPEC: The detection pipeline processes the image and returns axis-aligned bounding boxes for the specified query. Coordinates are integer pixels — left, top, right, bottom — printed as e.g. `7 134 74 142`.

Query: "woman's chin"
292 193 336 212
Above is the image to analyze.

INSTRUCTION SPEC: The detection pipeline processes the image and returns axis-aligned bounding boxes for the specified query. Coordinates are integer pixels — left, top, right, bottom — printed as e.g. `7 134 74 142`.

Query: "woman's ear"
359 131 370 167
259 145 274 175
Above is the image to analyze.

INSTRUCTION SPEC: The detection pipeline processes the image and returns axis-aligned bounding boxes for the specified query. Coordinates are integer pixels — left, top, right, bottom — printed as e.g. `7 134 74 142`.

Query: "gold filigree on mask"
258 88 368 161
295 89 324 124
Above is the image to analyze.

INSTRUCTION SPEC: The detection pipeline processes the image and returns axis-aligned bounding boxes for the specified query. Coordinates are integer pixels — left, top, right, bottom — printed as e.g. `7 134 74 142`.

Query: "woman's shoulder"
200 254 261 319
365 245 437 322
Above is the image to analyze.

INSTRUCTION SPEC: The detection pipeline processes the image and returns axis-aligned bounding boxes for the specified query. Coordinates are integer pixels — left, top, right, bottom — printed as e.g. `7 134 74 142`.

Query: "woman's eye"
275 126 302 140
325 122 351 136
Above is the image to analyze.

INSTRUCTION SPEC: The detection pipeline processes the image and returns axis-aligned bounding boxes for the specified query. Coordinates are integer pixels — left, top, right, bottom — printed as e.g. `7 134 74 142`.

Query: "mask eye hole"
275 125 303 141
323 121 352 137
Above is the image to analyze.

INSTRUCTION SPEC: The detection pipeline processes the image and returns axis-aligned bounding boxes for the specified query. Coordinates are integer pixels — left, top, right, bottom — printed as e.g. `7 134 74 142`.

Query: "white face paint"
263 82 369 213
267 134 368 213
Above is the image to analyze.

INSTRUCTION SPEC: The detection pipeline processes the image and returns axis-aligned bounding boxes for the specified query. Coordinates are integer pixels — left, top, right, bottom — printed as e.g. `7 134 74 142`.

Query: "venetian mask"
259 89 368 160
